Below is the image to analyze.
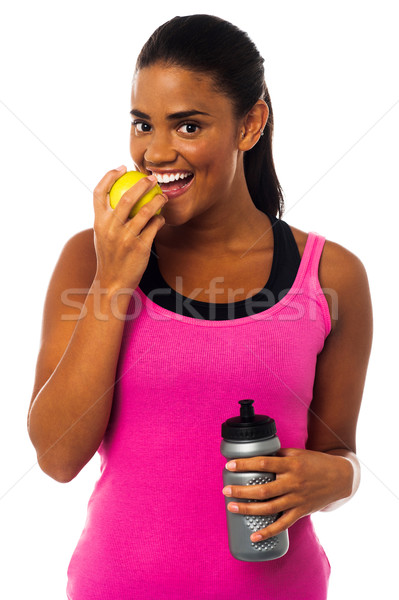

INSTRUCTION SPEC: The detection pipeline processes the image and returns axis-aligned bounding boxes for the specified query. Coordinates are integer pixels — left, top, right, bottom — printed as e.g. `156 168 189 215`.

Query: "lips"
147 170 195 200
158 173 194 193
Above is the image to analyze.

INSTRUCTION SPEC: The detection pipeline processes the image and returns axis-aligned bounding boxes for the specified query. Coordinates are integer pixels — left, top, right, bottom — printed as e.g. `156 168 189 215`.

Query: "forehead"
131 63 233 115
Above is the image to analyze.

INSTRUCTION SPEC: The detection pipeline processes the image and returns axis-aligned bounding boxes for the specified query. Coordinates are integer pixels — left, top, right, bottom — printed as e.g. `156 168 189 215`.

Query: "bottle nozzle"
221 399 276 441
239 399 255 422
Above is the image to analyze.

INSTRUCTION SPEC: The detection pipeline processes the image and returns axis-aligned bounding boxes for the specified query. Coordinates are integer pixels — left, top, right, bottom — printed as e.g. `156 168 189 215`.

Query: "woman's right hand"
92 166 168 292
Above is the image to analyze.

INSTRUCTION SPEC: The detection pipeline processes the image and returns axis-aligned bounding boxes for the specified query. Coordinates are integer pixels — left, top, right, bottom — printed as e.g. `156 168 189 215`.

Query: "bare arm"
221 239 373 543
306 239 373 510
27 167 167 482
27 231 131 482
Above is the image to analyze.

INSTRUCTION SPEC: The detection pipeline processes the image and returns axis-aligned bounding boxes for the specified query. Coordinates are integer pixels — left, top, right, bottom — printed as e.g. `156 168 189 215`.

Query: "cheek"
129 132 146 163
185 138 236 172
176 139 209 166
201 139 239 182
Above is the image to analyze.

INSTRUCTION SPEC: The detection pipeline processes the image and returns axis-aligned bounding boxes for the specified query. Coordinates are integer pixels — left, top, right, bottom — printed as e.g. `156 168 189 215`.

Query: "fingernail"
222 487 232 496
116 165 126 171
225 461 236 470
228 504 239 512
148 174 157 182
251 533 262 542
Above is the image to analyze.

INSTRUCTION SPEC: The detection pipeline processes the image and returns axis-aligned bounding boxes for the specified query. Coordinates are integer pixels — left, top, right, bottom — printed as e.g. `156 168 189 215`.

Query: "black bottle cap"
221 399 276 442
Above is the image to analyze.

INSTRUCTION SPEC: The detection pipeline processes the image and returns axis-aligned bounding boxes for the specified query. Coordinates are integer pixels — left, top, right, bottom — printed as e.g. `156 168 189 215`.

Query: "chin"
160 204 197 228
161 214 187 228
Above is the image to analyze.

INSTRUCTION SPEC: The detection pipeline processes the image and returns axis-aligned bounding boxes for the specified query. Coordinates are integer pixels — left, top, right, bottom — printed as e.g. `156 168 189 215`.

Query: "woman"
27 14 373 600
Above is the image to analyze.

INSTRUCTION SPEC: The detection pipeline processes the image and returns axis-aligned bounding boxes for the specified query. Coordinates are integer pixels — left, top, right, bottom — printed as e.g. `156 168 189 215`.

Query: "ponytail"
244 90 284 218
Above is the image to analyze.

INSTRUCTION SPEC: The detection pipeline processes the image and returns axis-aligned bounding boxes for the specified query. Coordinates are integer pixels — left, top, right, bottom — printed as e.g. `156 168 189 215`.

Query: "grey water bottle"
221 399 289 562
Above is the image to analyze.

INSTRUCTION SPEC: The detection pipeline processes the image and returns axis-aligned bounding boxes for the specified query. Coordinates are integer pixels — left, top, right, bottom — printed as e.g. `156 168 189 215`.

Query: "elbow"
31 438 78 484
37 456 78 483
27 412 78 484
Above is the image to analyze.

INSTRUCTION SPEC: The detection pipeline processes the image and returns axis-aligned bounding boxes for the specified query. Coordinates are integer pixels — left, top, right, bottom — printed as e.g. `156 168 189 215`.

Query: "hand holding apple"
109 170 163 218
92 166 167 291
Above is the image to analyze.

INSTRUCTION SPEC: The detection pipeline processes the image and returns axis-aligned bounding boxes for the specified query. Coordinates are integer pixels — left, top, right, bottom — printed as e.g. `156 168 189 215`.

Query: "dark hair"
136 14 284 218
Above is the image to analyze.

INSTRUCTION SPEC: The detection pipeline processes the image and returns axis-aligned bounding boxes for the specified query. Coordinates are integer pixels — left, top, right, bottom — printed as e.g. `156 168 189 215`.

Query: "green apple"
109 170 163 219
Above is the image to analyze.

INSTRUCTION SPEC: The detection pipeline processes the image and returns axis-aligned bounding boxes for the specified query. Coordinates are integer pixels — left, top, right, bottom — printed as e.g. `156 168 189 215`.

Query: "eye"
131 120 152 133
178 122 200 135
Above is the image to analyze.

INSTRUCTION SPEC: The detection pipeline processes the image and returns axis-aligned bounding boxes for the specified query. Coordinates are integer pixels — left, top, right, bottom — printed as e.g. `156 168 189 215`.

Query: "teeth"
153 172 192 184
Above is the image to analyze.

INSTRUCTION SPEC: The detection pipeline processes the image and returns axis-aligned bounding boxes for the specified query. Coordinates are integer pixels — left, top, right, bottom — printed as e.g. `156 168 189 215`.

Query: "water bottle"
221 399 289 561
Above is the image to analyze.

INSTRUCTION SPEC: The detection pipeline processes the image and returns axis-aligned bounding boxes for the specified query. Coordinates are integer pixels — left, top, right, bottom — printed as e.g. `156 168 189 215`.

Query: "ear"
238 99 269 151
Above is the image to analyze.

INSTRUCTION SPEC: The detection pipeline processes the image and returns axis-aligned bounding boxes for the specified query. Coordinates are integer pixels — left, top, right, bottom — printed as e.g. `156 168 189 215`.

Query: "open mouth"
149 171 194 198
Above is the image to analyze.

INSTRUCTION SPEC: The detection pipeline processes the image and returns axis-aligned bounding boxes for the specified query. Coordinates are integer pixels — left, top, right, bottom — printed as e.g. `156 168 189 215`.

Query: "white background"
1 1 398 598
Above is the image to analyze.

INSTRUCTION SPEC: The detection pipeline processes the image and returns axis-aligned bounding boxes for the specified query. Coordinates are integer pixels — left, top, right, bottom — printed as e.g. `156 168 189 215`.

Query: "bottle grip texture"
244 474 282 553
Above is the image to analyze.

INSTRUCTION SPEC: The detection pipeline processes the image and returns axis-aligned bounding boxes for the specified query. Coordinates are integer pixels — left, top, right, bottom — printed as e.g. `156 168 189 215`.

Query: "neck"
157 176 273 258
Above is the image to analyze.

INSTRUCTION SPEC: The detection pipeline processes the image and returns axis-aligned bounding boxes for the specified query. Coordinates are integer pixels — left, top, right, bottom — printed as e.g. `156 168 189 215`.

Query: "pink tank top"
67 232 332 600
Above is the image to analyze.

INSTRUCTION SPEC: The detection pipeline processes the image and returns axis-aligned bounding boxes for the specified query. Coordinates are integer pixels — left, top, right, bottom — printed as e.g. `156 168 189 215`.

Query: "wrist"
93 272 137 296
90 277 136 320
321 449 360 512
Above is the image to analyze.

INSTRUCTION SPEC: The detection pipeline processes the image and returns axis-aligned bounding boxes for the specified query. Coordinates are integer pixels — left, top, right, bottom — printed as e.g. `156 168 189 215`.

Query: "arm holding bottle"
222 240 373 541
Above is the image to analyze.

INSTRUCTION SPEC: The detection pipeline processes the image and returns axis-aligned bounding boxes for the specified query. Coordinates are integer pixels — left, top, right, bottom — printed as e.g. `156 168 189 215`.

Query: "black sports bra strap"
139 214 301 320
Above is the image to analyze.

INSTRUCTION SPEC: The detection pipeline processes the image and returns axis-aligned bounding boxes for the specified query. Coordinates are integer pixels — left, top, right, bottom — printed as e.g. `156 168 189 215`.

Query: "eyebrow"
130 109 212 120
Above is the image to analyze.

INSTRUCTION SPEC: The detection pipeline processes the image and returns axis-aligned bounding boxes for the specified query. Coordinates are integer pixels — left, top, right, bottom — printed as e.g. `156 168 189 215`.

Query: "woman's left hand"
222 448 353 542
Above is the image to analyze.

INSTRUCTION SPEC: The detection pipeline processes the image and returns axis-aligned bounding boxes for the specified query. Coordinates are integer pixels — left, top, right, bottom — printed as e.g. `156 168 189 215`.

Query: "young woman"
27 14 373 600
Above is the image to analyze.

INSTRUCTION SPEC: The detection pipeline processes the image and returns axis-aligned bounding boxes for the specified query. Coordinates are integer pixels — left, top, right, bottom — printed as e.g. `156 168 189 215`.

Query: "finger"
223 478 286 500
227 494 294 517
226 456 289 474
93 165 127 213
126 192 168 235
112 175 161 223
132 211 166 251
249 509 299 542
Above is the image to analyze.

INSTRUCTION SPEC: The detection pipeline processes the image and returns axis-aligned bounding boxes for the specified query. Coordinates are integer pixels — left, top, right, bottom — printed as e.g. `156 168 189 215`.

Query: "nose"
144 130 178 167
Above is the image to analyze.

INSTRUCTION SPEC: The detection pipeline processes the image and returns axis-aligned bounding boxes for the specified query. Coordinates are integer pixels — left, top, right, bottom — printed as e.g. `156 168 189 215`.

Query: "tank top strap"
299 232 331 336
306 232 326 280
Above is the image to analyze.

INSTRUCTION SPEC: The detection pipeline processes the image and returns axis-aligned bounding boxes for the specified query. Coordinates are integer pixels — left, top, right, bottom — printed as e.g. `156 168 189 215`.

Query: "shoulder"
38 228 97 345
62 227 95 256
318 237 372 334
288 223 371 331
288 222 370 289
318 238 369 294
59 227 96 275
46 228 97 297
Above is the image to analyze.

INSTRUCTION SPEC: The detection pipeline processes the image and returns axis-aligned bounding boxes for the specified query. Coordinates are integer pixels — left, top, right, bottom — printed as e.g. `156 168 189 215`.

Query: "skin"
128 62 373 543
